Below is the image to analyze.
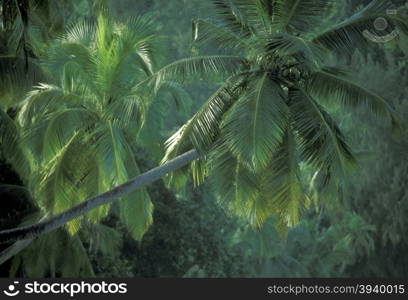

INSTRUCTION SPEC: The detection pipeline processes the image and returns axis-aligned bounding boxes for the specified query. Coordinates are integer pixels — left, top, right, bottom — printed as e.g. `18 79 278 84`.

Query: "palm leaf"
92 122 153 240
161 75 250 187
135 55 248 93
210 0 253 38
0 56 44 109
18 84 83 127
222 72 288 170
265 33 329 66
192 18 255 51
210 143 266 226
163 86 233 159
313 1 408 54
307 67 399 129
289 87 356 182
261 128 309 229
231 0 275 33
0 106 30 178
37 131 90 234
273 0 335 34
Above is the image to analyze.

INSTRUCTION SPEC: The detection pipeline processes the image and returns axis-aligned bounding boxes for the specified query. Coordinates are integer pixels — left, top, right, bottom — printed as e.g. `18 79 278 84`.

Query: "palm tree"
9 14 172 241
158 0 405 231
1 0 406 244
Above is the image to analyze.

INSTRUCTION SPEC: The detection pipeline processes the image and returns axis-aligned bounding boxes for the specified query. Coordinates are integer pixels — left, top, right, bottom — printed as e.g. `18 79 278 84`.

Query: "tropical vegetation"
0 0 407 278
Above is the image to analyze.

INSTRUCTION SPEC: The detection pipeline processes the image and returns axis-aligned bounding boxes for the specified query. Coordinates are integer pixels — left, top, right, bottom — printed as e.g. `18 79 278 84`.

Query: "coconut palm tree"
157 0 406 231
8 14 177 241
1 0 406 244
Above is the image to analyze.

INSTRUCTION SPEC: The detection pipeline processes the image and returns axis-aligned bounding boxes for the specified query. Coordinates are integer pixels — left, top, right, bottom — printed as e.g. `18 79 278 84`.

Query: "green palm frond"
289 88 356 182
39 108 97 162
0 106 30 178
37 131 90 234
210 143 263 224
96 16 158 96
307 67 399 128
210 0 253 37
137 55 248 92
91 122 153 240
273 0 335 34
17 88 94 166
119 183 153 241
18 84 83 127
161 75 247 187
0 56 44 109
10 14 162 243
313 1 408 54
102 96 144 131
46 42 95 78
44 21 97 80
222 72 288 170
231 0 275 33
64 20 96 46
162 81 239 163
192 18 255 51
261 129 309 229
266 33 329 66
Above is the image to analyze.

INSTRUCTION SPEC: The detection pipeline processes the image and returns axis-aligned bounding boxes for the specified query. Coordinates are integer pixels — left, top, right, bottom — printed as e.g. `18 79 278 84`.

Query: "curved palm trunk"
0 238 33 265
0 149 199 245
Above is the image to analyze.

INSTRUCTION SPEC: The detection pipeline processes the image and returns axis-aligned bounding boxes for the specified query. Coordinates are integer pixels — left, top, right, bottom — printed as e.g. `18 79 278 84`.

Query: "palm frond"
222 72 288 170
0 56 44 109
265 33 329 66
135 55 248 93
18 91 96 167
18 84 83 127
273 0 335 34
261 129 309 229
102 96 144 131
39 108 98 162
46 21 96 78
91 122 153 240
289 88 356 183
163 86 232 160
210 0 253 38
161 75 249 188
37 131 90 234
192 18 255 51
307 67 399 129
0 106 30 178
64 20 96 46
231 0 275 33
313 1 408 55
210 143 265 226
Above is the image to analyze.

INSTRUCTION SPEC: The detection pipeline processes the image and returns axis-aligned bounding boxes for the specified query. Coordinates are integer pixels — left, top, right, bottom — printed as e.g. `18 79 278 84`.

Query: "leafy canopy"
158 0 404 233
12 14 168 240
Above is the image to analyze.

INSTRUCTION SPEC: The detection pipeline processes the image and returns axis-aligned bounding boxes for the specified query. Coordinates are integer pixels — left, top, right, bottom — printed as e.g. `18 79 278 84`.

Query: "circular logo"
363 9 400 43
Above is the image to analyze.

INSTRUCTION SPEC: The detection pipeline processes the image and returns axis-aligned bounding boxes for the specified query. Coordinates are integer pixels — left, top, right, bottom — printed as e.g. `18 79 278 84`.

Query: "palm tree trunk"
0 238 33 265
0 149 199 244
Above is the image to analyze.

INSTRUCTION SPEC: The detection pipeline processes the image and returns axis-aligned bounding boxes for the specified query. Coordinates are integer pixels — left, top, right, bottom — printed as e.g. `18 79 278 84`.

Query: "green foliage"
10 228 94 278
12 14 163 239
234 212 375 277
340 48 408 277
1 0 408 279
161 0 402 233
90 183 255 278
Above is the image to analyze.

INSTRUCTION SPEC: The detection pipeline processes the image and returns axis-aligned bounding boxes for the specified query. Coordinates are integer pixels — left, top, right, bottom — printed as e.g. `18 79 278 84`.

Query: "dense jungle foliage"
0 0 407 278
